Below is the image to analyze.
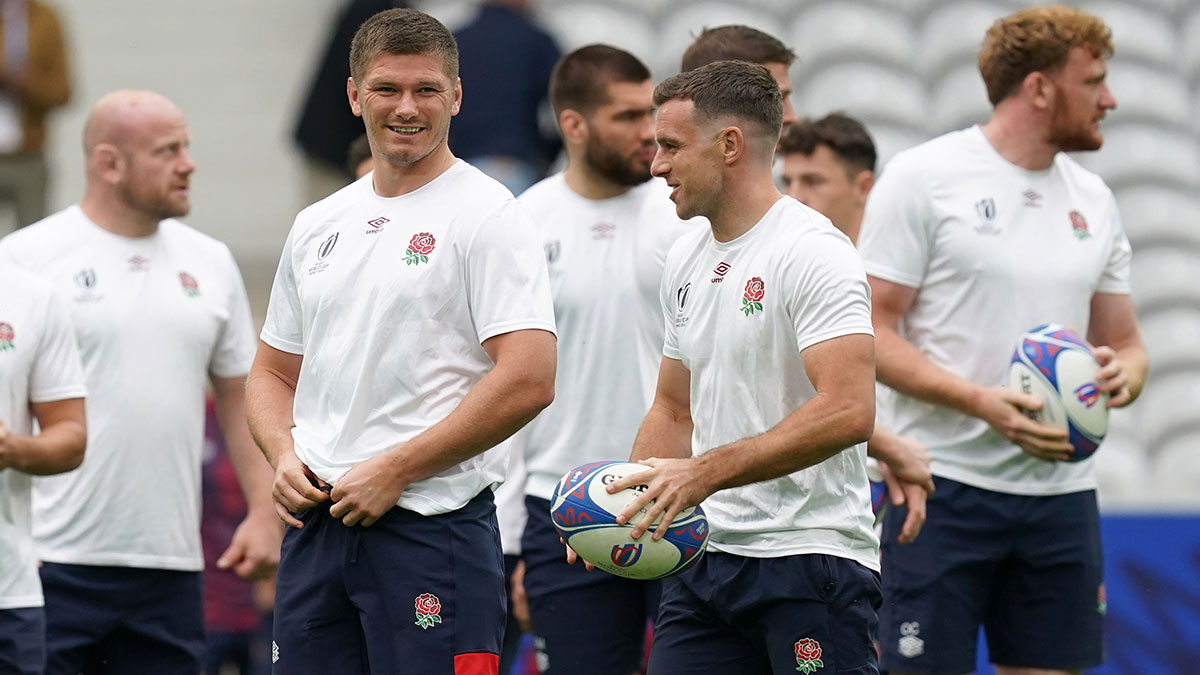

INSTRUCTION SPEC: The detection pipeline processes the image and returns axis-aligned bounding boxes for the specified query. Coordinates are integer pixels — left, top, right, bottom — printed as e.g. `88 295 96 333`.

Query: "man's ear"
559 109 587 147
92 143 123 184
718 125 745 165
1024 70 1055 112
853 169 875 205
347 77 363 117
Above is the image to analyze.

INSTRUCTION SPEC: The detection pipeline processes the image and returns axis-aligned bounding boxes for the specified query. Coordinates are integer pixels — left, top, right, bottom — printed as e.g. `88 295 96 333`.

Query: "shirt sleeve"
463 199 556 343
1096 191 1132 294
787 229 875 353
261 225 305 354
857 154 934 289
30 287 86 403
209 245 258 378
660 243 682 361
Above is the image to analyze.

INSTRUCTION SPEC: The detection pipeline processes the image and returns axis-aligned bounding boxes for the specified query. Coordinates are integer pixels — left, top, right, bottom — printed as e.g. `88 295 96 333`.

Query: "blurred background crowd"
2 0 1197 673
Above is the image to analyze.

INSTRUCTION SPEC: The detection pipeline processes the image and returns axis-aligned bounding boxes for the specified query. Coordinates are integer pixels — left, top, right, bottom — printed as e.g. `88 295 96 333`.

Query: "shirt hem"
0 596 43 610
705 541 880 572
29 385 87 404
862 263 922 289
260 330 303 355
35 552 203 572
797 326 874 353
933 465 1097 496
477 319 557 344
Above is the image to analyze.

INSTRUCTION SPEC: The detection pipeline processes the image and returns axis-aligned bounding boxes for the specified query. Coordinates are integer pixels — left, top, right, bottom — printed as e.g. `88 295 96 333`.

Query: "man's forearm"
629 402 692 463
213 377 276 513
697 390 873 495
245 367 299 469
875 326 981 416
2 420 86 475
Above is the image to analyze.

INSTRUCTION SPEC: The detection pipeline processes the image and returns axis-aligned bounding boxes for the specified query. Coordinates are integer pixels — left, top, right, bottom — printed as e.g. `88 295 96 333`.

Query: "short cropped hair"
549 45 651 117
979 5 1113 105
654 60 782 138
350 8 459 83
681 25 796 72
778 113 877 175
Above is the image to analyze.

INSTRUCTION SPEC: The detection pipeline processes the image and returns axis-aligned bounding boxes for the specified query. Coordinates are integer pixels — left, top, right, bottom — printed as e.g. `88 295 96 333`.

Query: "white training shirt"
857 126 1132 496
518 175 699 500
0 266 86 608
261 162 555 515
0 207 257 571
662 196 879 570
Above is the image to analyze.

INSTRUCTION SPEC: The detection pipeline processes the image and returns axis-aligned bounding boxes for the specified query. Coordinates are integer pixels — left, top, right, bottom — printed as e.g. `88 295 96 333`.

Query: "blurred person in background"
515 44 698 675
0 0 70 231
779 114 934 545
346 132 372 179
0 89 281 675
857 7 1148 674
0 264 86 675
680 24 797 132
293 0 407 203
202 398 273 675
449 0 561 195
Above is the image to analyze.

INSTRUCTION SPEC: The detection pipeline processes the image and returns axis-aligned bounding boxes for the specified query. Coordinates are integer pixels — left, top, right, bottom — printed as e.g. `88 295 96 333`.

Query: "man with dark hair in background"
680 25 798 131
249 9 556 674
608 59 881 675
779 114 935 545
516 43 697 675
858 7 1148 674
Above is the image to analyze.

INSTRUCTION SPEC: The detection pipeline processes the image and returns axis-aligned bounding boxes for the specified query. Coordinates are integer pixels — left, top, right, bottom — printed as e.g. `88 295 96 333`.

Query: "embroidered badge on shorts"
414 592 443 629
741 277 764 316
794 637 824 672
405 232 436 265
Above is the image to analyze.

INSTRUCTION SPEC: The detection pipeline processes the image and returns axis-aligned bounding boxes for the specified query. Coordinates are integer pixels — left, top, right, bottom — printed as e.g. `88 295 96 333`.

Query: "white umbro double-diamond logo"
272 641 279 663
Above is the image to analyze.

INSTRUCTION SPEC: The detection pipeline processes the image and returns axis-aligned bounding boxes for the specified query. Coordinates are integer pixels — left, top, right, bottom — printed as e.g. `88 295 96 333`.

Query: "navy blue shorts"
520 496 659 675
0 607 44 674
649 552 881 675
39 562 204 675
879 476 1104 673
273 489 505 675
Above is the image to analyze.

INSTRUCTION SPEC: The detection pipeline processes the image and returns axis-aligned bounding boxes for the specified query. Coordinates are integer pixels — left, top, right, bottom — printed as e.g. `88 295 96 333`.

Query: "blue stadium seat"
788 2 917 75
929 63 993 135
798 63 927 130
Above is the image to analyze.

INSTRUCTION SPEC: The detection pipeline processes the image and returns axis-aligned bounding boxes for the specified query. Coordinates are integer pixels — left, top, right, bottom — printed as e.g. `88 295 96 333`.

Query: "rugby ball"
1007 324 1108 461
549 461 709 580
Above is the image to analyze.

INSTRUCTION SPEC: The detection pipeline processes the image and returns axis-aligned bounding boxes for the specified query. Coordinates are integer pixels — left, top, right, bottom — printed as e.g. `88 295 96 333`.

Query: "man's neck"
372 146 457 198
980 109 1057 171
708 176 781 243
79 194 160 238
563 160 633 200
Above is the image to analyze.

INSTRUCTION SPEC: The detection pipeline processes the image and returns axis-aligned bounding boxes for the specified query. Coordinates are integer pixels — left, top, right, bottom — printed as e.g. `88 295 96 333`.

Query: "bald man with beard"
0 90 280 675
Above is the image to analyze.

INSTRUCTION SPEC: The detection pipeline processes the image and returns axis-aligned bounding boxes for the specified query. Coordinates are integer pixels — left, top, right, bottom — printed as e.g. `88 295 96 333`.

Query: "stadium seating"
1129 245 1200 313
535 3 657 72
788 3 916 75
916 1 1016 80
654 3 782 76
798 63 927 131
1105 63 1192 130
1077 1 1178 70
1115 185 1200 250
1139 308 1200 374
1074 124 1200 190
928 63 993 134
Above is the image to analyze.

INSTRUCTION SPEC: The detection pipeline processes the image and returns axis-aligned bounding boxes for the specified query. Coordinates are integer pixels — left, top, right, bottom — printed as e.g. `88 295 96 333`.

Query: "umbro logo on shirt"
591 222 616 240
366 216 389 234
1023 189 1042 207
711 261 730 283
128 255 150 271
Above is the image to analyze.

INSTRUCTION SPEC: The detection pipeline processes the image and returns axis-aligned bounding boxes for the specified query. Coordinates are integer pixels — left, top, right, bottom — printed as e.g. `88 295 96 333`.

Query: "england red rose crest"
0 322 13 350
794 638 824 673
179 272 200 297
1069 210 1091 240
741 277 765 316
414 593 442 629
405 232 436 266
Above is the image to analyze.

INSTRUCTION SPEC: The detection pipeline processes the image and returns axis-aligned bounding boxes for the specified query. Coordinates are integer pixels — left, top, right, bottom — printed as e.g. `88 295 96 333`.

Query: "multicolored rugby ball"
550 461 709 580
1008 324 1108 461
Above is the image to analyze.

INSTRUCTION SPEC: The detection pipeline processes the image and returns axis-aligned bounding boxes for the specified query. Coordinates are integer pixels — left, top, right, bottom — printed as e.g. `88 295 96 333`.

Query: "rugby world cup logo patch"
610 543 644 568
